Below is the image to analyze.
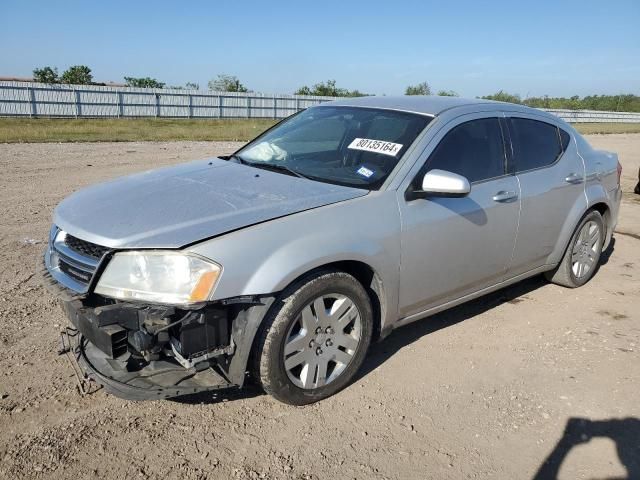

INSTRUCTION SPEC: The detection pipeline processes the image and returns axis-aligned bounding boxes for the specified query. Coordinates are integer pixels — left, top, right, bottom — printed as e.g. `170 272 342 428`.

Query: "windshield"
235 106 432 189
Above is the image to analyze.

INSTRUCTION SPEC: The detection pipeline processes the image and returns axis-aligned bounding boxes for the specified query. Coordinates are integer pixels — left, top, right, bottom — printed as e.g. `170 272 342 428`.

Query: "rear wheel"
545 210 604 288
252 270 373 405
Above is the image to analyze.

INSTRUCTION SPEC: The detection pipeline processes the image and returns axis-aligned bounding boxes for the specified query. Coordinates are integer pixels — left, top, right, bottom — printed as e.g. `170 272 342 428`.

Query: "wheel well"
305 260 385 342
590 202 610 235
590 202 608 217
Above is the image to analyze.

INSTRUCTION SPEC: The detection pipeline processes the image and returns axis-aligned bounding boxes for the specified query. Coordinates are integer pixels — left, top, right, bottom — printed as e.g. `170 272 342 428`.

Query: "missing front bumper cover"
70 333 234 400
43 263 276 400
59 327 99 396
57 296 237 399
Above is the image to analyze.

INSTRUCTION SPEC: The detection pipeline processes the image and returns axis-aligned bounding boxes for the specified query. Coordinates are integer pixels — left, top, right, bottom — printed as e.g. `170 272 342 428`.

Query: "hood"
54 158 367 248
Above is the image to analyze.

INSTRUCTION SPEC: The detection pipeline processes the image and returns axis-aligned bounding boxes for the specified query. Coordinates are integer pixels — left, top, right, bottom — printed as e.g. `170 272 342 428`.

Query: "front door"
397 116 520 318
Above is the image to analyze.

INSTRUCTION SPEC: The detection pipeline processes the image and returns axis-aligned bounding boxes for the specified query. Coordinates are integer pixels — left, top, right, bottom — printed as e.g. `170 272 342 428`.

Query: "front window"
424 118 506 183
235 106 432 189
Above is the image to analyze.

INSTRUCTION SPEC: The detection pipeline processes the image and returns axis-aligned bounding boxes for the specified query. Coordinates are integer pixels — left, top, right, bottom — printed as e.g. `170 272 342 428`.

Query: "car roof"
320 95 543 118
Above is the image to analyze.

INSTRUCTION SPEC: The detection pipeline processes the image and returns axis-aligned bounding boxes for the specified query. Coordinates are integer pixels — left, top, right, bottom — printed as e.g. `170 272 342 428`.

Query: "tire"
252 269 373 405
545 210 605 288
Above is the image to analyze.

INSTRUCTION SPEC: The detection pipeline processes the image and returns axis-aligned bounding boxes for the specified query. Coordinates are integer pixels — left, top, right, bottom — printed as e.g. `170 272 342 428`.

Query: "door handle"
493 191 518 202
565 173 584 184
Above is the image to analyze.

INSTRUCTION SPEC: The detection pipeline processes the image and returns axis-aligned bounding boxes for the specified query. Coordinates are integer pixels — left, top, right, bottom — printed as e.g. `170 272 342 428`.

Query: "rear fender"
547 193 589 266
584 182 618 249
547 184 616 266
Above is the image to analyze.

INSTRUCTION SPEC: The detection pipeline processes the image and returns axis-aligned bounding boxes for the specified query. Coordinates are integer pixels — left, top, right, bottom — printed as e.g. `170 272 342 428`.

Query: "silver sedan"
44 96 621 404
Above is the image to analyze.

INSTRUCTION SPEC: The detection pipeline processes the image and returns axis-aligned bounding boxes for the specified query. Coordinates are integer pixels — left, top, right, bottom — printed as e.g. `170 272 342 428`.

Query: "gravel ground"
0 136 638 480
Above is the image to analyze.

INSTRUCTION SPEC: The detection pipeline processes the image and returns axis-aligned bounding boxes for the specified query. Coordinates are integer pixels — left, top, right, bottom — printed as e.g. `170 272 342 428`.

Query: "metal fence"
540 108 640 123
0 81 334 119
1 81 640 123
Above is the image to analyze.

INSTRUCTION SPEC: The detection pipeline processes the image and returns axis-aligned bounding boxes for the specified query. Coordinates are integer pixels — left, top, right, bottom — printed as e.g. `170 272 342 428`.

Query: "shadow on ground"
600 236 616 265
533 417 640 480
170 384 263 405
356 273 548 382
358 237 615 381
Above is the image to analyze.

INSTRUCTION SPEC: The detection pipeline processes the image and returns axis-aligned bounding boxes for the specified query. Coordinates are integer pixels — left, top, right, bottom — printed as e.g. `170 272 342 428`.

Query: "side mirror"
407 169 471 200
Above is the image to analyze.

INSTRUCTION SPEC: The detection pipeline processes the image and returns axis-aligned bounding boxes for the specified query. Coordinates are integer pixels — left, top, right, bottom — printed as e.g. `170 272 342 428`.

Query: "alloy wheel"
283 294 362 389
571 220 601 278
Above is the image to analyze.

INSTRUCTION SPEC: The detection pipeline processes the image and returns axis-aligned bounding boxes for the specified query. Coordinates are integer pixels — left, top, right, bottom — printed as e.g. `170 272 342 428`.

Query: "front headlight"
94 251 222 305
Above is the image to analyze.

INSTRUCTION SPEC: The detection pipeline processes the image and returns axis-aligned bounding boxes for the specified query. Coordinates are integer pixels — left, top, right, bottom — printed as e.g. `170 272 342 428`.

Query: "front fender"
243 230 386 295
187 191 402 331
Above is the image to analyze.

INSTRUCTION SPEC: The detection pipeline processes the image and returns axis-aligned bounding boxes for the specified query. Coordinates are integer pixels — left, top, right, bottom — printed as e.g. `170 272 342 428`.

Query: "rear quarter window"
559 128 571 151
510 118 563 172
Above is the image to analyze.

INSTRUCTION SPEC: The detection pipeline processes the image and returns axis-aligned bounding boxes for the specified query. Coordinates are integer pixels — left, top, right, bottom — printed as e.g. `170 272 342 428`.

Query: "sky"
1 0 638 98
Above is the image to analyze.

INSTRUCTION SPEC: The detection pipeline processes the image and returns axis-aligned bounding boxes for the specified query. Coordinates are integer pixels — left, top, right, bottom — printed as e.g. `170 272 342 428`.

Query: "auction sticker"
347 138 403 157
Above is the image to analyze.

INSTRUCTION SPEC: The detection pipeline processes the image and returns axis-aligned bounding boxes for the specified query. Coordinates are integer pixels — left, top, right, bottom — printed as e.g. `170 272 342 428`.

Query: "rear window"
509 118 563 172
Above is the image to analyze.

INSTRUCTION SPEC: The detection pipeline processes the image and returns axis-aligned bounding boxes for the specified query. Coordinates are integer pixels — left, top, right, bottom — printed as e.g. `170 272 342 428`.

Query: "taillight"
617 161 622 185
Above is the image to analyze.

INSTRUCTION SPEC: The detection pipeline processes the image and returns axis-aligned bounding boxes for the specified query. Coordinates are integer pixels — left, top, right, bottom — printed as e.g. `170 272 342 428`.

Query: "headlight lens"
94 251 222 305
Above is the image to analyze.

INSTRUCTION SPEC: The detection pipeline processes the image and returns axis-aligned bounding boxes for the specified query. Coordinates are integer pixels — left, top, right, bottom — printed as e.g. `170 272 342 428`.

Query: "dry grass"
1 117 639 143
0 118 278 143
573 123 640 134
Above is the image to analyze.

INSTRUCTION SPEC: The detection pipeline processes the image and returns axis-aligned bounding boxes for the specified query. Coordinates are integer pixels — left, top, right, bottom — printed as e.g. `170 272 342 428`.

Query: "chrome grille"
45 227 109 294
58 259 93 284
65 234 109 260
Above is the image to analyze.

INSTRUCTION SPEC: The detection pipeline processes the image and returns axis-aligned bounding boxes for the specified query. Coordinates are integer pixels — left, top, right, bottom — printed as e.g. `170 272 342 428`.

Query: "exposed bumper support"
41 259 276 400
77 335 233 400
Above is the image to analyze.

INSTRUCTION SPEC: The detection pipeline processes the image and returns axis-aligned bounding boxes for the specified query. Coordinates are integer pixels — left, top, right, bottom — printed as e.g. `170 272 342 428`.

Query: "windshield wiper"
252 163 310 179
223 154 310 180
244 161 311 180
223 154 249 165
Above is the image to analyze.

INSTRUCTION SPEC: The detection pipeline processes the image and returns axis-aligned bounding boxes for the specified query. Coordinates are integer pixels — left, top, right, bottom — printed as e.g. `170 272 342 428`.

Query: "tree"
169 82 199 90
405 82 431 96
294 80 366 97
436 90 458 97
60 65 93 85
294 86 312 95
33 66 59 84
208 74 248 92
124 76 165 88
480 90 522 104
475 92 640 111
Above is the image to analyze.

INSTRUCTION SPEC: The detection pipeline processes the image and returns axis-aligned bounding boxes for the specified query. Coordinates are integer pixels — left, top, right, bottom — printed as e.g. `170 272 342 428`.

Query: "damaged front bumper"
73 333 232 400
41 262 274 400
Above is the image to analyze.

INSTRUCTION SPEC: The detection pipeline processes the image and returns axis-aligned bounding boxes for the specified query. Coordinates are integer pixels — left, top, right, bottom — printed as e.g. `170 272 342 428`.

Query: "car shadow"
532 417 640 479
360 236 617 383
600 236 616 266
355 274 548 383
170 383 264 405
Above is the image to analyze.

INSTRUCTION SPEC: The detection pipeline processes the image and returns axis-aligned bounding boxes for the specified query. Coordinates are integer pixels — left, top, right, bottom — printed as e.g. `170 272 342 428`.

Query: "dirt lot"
0 136 638 480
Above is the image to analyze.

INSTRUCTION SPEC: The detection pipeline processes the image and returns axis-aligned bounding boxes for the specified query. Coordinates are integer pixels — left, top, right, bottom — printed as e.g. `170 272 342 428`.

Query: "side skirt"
392 265 553 331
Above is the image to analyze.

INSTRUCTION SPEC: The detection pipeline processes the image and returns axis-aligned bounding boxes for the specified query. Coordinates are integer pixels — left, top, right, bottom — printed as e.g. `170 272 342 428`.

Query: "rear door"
506 116 585 276
397 114 520 317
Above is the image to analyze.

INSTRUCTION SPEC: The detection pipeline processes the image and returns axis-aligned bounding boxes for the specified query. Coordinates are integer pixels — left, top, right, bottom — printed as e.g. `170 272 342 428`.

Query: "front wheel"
545 210 605 288
252 270 373 405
